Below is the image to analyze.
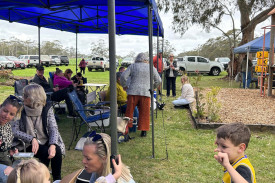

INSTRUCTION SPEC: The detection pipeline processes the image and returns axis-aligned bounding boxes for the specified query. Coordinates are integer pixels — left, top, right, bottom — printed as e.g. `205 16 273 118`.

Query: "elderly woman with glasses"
12 84 65 181
0 95 23 182
120 52 161 137
59 132 134 183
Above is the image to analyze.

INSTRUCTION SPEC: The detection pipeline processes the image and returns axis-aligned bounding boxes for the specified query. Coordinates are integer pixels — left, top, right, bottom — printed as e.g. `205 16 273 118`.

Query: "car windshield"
218 58 230 63
60 56 68 59
52 56 58 59
0 56 8 61
7 56 19 61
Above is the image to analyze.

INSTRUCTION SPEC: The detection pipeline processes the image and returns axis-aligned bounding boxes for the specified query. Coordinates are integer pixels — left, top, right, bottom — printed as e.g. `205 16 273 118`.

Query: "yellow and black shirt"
222 155 256 183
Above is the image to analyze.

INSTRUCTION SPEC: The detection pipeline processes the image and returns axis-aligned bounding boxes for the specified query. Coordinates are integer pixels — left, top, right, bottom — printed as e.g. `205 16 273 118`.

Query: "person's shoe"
140 131 147 137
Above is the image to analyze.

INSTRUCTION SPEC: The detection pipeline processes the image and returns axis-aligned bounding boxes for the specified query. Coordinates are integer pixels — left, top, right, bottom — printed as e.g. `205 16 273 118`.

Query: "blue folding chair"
67 90 110 150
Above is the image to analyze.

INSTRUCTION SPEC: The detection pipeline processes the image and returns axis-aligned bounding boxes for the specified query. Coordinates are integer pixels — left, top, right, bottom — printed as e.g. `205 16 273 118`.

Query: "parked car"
49 55 61 66
59 55 69 66
176 56 224 76
121 57 134 67
215 57 230 70
18 55 39 67
0 56 15 69
87 56 109 72
5 56 25 69
40 55 51 67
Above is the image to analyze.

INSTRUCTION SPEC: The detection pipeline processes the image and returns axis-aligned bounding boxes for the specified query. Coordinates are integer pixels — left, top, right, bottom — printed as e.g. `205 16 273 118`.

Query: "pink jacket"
53 74 73 90
79 60 86 68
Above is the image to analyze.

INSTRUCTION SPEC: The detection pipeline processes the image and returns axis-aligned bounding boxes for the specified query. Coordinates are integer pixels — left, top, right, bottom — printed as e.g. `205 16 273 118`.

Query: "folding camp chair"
67 90 110 150
14 79 29 99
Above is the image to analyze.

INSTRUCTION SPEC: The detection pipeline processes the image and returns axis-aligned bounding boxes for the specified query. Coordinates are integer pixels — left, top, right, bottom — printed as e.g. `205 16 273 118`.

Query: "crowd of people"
0 52 257 183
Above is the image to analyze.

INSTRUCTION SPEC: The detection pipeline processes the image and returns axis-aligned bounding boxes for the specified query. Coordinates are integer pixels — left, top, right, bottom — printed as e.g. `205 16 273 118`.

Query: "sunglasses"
88 131 107 150
88 131 103 142
8 95 23 105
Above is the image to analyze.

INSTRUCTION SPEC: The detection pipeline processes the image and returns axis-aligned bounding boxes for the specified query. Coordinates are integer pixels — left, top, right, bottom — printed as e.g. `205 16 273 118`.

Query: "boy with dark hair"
214 122 256 183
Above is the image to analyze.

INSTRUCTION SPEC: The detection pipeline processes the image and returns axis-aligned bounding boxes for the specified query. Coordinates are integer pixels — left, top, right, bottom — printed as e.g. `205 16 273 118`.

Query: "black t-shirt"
234 165 252 183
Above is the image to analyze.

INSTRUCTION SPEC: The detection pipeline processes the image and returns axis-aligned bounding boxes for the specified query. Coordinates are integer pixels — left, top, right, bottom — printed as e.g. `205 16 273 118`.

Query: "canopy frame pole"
148 5 155 158
108 0 118 156
38 17 41 64
155 25 159 117
75 26 78 74
268 16 275 96
245 50 249 89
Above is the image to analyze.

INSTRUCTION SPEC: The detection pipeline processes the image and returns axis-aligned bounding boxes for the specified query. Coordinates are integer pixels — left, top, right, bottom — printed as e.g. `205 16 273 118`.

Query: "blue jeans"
172 99 190 106
0 164 8 183
242 71 251 88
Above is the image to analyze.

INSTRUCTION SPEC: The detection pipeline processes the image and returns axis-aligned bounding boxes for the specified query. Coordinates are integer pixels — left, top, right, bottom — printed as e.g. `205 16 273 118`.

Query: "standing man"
241 55 252 88
165 53 178 97
153 50 164 95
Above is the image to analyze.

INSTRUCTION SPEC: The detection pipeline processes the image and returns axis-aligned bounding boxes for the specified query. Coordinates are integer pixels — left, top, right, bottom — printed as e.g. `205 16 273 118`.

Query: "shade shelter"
0 0 164 157
234 31 274 54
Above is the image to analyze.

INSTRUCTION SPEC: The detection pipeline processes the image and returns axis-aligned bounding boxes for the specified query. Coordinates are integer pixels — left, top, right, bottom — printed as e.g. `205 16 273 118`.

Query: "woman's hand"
4 166 13 176
112 154 122 180
48 144 56 159
32 138 39 155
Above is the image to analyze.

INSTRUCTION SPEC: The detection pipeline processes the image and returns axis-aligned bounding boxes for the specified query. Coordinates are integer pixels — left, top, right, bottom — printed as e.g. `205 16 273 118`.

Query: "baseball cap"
36 65 44 70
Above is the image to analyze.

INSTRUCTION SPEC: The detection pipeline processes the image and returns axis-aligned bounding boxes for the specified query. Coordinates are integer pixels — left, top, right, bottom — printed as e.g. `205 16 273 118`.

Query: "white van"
18 55 39 67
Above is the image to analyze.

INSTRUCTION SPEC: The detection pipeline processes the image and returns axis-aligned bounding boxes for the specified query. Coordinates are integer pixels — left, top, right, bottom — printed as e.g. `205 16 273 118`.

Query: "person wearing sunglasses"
59 132 135 183
12 84 65 181
0 95 23 182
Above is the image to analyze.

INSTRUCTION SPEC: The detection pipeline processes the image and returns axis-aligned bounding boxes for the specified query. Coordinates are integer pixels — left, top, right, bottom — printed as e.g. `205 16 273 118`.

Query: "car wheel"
65 64 68 66
88 67 92 72
210 68 221 76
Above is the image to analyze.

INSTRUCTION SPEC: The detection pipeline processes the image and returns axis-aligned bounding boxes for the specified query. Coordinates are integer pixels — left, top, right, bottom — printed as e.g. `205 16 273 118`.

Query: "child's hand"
214 151 230 168
112 154 122 180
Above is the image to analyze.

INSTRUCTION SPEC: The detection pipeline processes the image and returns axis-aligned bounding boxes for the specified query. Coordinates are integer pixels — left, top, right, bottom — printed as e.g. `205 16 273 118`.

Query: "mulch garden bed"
193 88 275 131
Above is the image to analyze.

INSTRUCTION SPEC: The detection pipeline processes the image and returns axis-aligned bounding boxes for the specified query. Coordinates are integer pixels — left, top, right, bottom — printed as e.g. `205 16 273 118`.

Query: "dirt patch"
197 88 275 125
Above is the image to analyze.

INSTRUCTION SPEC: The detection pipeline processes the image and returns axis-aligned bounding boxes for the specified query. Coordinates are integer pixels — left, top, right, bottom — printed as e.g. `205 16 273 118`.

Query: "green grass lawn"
1 68 274 182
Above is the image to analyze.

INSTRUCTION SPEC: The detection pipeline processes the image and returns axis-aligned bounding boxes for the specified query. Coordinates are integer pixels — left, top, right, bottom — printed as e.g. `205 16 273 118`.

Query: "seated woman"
53 68 76 90
172 75 195 106
7 159 50 183
12 84 65 181
71 72 87 104
64 68 73 81
0 95 22 182
60 132 135 183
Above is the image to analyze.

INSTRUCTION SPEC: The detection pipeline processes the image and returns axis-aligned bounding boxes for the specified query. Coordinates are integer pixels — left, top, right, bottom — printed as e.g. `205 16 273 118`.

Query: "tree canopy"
158 0 275 45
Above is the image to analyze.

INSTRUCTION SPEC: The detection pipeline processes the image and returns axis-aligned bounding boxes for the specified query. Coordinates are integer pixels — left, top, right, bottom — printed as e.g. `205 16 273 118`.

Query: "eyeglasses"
8 95 23 105
169 56 174 58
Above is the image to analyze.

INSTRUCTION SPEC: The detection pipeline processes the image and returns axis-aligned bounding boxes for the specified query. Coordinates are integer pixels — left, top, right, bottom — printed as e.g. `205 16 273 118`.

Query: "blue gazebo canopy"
234 31 273 53
0 0 164 36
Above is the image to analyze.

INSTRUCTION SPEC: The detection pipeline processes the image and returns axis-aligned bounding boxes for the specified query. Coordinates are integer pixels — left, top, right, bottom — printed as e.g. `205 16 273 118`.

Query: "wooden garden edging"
188 111 275 132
